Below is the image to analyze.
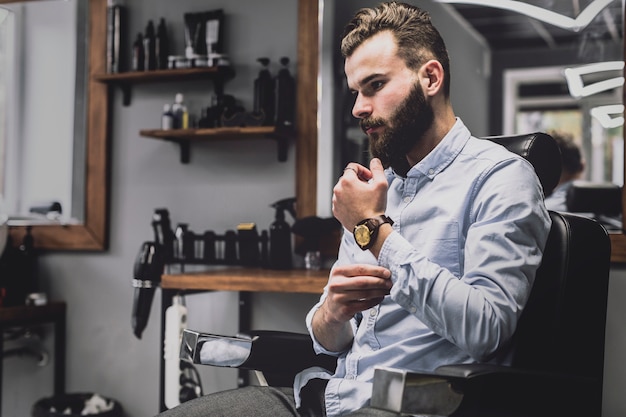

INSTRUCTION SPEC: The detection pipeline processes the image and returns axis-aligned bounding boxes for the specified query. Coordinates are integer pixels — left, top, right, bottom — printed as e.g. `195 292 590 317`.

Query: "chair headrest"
566 180 622 216
480 132 561 196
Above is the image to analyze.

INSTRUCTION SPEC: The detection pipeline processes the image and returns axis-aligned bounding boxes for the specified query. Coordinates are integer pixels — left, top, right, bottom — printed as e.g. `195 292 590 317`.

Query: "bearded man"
156 3 550 417
304 2 551 416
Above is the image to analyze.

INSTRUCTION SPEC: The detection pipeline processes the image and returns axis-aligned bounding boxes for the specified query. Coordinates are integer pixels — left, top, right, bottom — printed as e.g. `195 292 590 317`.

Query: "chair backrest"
482 132 561 196
482 132 611 416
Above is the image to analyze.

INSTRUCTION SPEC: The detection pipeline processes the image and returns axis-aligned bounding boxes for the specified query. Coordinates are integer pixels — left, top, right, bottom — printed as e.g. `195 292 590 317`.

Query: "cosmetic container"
143 20 156 71
172 94 189 129
162 104 174 130
132 33 144 71
156 18 169 70
254 58 275 126
269 199 293 270
274 57 295 128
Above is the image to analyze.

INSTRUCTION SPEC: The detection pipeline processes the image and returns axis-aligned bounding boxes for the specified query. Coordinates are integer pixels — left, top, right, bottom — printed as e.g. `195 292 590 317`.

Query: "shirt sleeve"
305 251 359 356
378 157 551 361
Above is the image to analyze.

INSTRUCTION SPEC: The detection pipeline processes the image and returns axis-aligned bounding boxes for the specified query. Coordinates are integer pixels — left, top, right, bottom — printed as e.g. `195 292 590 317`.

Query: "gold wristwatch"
353 215 394 250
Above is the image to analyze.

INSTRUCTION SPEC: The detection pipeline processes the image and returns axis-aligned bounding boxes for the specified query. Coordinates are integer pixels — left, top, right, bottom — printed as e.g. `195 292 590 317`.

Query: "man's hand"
333 158 388 232
312 264 392 351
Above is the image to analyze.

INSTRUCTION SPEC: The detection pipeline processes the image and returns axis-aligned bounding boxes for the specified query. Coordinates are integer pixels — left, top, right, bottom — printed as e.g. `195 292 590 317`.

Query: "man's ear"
420 60 445 97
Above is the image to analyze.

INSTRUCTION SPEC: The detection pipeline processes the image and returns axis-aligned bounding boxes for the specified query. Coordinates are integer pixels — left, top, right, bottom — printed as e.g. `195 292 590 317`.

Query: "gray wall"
3 1 626 417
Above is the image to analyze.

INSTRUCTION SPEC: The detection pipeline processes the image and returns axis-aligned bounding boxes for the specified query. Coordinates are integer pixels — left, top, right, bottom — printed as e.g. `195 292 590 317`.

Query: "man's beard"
361 82 434 177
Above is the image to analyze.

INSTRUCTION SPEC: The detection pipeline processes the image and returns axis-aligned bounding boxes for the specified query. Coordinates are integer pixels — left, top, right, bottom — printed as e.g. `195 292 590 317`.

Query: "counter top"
161 267 329 294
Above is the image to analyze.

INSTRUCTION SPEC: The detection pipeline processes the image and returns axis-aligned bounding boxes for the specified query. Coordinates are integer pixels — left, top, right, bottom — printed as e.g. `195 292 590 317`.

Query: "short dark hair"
340 1 451 97
549 130 584 174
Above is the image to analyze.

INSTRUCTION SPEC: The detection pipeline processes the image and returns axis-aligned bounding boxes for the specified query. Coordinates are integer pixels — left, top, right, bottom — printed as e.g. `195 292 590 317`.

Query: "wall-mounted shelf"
93 66 235 105
139 125 293 163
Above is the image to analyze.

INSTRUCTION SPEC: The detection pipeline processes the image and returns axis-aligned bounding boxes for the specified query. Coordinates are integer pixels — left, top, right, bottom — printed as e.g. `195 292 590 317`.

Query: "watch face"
354 224 371 247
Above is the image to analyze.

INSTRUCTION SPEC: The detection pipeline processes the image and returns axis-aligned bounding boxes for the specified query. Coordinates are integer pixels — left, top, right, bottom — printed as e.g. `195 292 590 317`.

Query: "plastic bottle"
161 104 174 130
253 58 275 126
172 93 188 129
269 199 293 270
164 294 188 409
274 57 296 128
156 18 169 70
143 20 156 71
131 33 144 71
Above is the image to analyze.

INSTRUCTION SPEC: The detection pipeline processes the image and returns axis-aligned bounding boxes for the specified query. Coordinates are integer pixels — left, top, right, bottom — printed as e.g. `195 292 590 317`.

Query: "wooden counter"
161 267 329 294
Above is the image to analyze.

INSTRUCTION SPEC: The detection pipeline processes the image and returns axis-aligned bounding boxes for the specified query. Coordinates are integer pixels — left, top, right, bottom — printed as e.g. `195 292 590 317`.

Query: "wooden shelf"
0 301 66 327
140 126 293 163
161 267 328 294
93 66 235 105
140 126 277 141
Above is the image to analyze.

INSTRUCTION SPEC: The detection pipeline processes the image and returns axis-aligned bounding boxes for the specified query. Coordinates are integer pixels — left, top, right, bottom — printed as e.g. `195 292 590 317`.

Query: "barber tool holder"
168 224 270 270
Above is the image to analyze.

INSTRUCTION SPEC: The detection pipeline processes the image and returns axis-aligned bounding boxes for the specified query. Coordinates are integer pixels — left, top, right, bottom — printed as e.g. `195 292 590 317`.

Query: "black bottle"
253 58 275 126
143 20 156 71
132 33 145 71
269 199 293 270
155 18 169 70
274 57 295 128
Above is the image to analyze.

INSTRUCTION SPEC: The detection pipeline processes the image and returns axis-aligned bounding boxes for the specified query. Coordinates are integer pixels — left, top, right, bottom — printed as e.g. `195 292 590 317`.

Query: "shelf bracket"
121 84 132 106
272 125 295 162
178 140 191 164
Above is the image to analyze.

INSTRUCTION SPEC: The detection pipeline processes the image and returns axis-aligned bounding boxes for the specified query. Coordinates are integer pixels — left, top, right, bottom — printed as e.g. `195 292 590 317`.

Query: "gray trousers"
154 385 398 417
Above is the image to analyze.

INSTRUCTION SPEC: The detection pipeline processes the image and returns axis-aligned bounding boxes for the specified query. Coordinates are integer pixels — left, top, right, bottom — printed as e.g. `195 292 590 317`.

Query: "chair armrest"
180 329 336 375
371 364 599 417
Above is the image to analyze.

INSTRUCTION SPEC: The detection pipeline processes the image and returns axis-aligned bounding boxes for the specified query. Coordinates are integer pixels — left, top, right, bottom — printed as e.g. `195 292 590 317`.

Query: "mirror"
294 0 626 262
0 0 108 250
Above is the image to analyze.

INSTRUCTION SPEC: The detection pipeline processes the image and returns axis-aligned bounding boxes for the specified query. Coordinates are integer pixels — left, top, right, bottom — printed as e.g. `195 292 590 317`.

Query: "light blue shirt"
295 119 551 417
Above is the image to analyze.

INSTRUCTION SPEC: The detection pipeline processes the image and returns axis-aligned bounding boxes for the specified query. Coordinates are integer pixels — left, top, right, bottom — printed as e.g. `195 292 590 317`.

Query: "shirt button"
403 196 411 203
428 168 435 175
409 306 417 314
369 309 377 317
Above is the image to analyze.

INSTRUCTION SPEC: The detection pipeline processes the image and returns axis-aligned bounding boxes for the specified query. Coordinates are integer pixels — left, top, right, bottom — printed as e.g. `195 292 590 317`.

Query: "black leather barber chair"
566 180 623 231
180 132 611 417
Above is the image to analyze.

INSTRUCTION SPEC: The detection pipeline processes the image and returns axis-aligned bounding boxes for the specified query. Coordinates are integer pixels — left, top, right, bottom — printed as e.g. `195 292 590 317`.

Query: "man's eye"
371 81 384 90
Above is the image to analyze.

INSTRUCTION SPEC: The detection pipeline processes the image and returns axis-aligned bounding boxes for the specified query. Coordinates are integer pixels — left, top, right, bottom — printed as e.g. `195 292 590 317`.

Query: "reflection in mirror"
0 0 108 250
0 0 86 224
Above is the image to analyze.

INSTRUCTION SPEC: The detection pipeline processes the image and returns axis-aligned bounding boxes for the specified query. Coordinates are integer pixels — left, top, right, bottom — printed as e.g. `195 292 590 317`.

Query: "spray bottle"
269 197 296 270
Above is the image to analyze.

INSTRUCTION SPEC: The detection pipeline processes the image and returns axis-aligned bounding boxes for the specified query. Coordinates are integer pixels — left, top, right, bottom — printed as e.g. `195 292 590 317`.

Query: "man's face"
344 31 434 173
366 81 434 173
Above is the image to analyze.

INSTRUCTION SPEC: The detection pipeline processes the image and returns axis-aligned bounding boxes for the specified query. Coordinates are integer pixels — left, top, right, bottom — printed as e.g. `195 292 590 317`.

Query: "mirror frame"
4 0 109 250
295 0 626 263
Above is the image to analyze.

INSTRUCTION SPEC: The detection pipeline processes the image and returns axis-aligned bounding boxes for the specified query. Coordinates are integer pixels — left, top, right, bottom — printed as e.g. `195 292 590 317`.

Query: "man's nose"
352 95 372 119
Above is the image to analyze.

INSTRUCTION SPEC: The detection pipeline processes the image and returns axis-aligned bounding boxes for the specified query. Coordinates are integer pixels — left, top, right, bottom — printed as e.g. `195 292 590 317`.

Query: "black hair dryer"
131 241 165 339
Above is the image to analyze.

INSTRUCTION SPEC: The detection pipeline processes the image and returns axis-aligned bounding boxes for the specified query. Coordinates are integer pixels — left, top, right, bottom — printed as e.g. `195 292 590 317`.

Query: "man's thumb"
370 158 385 177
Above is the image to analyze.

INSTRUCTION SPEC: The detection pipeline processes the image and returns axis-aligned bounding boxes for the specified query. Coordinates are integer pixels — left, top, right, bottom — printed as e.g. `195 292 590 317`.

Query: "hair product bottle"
172 94 188 129
156 18 169 70
269 198 294 270
143 20 156 71
162 104 174 130
253 58 275 126
132 33 144 71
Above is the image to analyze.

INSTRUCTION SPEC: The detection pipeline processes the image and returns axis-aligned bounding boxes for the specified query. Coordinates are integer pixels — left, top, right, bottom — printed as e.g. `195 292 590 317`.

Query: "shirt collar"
386 118 471 181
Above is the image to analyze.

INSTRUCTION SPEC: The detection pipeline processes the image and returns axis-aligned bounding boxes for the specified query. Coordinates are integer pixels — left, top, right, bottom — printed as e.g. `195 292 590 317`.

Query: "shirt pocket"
415 221 461 277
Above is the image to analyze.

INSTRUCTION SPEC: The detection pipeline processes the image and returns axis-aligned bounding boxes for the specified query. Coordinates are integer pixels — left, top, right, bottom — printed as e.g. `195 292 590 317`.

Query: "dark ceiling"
447 0 623 51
